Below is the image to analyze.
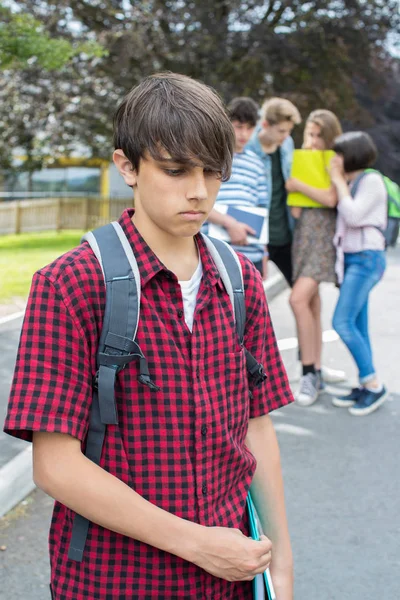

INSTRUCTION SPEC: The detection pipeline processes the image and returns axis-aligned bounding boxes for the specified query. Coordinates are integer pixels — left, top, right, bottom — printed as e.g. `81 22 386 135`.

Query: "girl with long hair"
286 109 343 406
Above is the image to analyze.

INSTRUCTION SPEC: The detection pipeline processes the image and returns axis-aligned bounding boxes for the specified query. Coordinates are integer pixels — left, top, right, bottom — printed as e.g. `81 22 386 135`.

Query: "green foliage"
0 7 106 70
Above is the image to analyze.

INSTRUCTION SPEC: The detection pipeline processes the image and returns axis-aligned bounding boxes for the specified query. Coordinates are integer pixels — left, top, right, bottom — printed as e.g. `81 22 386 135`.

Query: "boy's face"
260 120 294 147
231 120 255 153
114 149 222 239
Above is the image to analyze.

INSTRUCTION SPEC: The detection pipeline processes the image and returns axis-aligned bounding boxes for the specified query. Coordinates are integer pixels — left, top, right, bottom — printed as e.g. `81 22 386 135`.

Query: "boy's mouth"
179 210 205 220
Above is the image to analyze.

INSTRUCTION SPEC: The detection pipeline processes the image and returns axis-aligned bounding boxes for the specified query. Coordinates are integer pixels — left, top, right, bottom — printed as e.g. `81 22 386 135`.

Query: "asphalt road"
1 247 399 599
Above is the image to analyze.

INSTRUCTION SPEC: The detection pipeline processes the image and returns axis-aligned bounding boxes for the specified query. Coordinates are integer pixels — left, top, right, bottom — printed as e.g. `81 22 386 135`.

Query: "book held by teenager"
208 205 269 244
247 493 276 600
287 149 335 208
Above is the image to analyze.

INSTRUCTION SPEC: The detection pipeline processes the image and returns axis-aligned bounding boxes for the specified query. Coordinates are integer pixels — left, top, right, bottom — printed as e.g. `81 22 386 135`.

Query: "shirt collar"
118 209 223 290
247 126 265 157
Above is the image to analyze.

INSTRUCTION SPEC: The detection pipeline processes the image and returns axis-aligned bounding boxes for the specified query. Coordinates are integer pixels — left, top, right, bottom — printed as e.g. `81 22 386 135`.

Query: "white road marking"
277 329 339 351
0 311 25 325
273 423 315 436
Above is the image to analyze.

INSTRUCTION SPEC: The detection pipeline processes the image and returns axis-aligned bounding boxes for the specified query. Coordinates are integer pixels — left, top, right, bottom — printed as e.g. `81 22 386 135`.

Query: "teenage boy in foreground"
4 73 294 599
206 97 269 279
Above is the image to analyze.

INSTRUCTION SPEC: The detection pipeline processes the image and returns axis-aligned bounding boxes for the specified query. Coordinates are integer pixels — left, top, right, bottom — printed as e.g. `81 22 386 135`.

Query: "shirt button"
177 309 183 318
201 425 208 437
202 484 208 495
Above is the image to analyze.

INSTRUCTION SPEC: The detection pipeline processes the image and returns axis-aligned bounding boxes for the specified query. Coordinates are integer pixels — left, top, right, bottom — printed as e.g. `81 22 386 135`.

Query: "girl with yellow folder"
285 110 343 407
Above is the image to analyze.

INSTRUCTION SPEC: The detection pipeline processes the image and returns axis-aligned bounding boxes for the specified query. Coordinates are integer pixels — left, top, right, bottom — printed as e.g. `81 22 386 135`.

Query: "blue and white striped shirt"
207 149 268 265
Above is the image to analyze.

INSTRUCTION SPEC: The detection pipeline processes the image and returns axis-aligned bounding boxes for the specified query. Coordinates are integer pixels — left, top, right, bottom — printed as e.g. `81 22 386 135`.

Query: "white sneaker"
296 372 320 406
320 365 346 384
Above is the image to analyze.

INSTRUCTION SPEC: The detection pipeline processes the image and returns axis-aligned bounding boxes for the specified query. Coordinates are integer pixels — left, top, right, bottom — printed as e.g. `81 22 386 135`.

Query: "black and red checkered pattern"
4 209 293 599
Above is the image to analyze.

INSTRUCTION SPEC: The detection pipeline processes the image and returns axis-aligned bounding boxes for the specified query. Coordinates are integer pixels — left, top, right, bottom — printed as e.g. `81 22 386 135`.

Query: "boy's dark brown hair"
114 72 235 181
227 97 259 127
333 131 378 173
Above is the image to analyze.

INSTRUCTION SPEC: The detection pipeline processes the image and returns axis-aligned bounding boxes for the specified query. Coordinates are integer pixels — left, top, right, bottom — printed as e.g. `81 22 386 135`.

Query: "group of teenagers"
207 94 388 416
3 72 389 599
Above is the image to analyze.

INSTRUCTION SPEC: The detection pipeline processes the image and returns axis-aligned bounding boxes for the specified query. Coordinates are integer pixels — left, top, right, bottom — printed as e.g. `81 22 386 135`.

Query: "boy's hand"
290 206 302 220
191 526 272 582
225 218 256 245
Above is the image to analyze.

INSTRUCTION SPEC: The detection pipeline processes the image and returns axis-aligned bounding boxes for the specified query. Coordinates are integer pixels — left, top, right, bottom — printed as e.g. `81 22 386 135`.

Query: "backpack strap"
201 234 267 388
201 234 245 342
350 170 389 245
68 221 159 562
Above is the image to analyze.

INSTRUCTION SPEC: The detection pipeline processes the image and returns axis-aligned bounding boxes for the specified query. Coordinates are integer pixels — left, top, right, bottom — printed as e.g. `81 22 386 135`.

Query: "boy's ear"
261 120 270 131
113 150 137 186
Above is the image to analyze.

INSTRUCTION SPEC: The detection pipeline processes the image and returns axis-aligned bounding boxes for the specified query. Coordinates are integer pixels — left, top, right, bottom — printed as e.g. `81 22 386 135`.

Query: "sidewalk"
0 262 288 517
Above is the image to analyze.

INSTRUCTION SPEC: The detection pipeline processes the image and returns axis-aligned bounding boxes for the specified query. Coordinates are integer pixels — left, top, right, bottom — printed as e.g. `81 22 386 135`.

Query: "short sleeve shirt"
4 209 293 600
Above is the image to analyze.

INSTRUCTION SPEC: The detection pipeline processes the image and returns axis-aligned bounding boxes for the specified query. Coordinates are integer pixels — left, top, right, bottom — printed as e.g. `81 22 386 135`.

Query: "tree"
0 4 106 188
1 1 399 182
0 6 104 70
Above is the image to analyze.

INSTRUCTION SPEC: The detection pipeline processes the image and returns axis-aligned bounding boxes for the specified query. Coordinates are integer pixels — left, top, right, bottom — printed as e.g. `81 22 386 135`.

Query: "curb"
264 272 288 299
0 272 286 518
0 446 34 518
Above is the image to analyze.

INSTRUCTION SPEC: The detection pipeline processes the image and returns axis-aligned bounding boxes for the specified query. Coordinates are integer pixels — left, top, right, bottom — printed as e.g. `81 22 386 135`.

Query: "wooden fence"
0 196 133 235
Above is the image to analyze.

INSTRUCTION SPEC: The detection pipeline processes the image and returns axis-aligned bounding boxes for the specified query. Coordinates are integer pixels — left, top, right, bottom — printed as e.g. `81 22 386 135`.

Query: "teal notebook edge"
247 492 276 600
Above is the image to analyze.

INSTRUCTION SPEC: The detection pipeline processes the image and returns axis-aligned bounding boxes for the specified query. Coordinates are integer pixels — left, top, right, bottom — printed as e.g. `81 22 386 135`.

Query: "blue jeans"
332 250 386 384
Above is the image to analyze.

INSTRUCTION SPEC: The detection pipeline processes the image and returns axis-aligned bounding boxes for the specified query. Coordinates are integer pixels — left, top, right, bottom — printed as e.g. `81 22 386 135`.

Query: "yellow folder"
287 149 336 208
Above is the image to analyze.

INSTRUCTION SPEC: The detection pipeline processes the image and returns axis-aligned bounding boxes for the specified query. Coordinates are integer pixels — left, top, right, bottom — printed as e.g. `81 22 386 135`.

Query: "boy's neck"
132 213 200 280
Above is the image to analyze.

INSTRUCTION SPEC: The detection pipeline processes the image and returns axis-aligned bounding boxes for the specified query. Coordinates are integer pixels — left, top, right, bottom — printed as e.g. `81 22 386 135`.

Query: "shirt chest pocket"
224 349 250 436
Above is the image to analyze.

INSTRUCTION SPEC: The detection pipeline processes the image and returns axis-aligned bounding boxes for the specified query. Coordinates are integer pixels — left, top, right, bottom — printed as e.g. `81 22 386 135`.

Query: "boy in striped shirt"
206 97 269 278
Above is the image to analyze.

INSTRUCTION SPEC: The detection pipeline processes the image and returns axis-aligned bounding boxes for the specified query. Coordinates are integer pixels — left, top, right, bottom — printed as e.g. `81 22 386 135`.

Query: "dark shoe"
348 386 389 416
332 387 364 408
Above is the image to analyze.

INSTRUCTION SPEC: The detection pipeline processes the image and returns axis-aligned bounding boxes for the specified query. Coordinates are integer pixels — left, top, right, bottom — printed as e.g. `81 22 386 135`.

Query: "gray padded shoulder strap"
201 234 246 344
82 221 141 339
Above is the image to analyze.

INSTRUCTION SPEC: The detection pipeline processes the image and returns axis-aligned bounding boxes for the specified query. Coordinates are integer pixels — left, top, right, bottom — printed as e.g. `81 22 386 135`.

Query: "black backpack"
68 221 266 562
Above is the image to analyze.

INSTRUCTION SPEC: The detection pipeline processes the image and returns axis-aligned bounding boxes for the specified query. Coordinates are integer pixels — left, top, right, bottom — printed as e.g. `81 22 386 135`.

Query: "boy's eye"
204 168 221 178
165 168 185 176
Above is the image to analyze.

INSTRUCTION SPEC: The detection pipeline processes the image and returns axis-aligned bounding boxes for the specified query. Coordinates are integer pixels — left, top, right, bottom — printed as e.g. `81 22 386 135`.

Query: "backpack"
351 169 400 247
68 221 267 562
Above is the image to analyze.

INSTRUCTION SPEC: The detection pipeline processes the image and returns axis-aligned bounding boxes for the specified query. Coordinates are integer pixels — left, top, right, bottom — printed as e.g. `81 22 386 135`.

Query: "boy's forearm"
32 432 201 562
207 208 237 228
246 414 293 593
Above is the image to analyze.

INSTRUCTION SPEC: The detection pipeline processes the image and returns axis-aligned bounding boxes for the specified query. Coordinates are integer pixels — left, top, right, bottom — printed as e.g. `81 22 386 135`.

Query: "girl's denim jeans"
332 250 386 384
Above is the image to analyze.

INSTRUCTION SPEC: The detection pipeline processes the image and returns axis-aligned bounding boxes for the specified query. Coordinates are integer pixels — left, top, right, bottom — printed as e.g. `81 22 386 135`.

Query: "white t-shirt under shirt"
178 259 203 332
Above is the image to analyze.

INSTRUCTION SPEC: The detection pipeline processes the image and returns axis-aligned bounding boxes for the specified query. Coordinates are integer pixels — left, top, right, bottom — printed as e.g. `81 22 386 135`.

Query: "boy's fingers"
256 535 272 554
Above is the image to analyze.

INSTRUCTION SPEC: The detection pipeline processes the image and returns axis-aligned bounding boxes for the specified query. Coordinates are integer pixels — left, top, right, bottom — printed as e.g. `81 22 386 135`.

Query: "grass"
0 230 84 304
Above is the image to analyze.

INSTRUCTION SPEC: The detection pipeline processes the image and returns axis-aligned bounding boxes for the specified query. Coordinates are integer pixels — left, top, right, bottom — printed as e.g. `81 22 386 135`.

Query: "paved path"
1 249 399 599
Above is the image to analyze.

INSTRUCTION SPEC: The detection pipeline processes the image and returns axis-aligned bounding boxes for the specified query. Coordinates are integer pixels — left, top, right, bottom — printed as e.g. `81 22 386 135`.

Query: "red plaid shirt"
5 209 293 599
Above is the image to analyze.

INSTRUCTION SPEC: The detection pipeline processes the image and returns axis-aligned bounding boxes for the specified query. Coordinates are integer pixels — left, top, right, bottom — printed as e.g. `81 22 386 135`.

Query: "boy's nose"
187 172 208 200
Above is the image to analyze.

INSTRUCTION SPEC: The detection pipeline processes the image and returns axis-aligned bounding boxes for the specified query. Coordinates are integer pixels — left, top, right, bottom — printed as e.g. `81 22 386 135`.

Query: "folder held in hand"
247 492 276 600
287 149 335 208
